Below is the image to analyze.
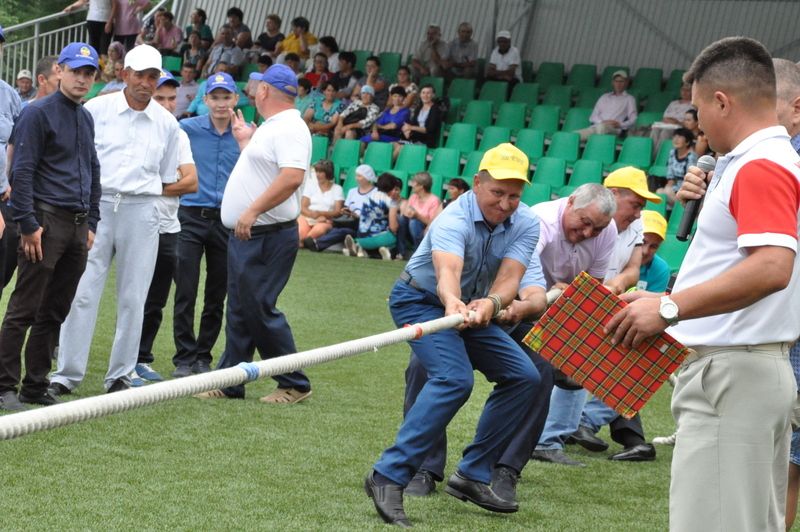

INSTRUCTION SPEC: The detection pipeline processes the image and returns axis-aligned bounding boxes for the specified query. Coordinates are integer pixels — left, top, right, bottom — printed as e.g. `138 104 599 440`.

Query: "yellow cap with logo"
479 143 530 183
604 166 662 203
641 210 667 240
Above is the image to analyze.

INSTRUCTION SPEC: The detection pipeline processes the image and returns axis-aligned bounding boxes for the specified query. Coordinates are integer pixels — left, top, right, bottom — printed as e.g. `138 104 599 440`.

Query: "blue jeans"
315 226 354 251
374 281 540 486
217 225 310 398
580 396 619 433
536 387 587 450
396 215 426 258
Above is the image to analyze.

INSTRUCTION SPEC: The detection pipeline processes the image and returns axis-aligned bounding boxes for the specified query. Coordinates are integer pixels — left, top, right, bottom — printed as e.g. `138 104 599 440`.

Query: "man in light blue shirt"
365 144 541 527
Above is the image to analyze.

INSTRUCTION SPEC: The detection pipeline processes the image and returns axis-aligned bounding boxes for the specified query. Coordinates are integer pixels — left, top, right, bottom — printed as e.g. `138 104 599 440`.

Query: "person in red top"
606 37 800 531
305 52 330 88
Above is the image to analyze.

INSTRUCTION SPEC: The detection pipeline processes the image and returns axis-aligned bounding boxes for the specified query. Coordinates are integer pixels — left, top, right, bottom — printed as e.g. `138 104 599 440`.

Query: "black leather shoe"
172 365 192 378
444 471 518 513
19 390 60 406
46 382 71 397
364 471 411 528
571 425 609 452
192 360 211 374
609 443 656 462
0 391 27 412
491 466 519 503
107 379 130 393
530 449 585 467
404 470 436 497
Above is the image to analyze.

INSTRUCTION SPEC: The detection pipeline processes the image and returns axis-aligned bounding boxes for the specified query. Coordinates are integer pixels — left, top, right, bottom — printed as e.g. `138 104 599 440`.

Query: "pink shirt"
408 193 441 224
113 0 148 36
155 25 183 51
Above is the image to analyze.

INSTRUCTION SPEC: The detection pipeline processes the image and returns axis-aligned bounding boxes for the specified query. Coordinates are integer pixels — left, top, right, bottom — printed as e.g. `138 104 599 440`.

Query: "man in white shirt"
195 64 312 404
577 70 638 141
486 31 522 86
50 44 181 394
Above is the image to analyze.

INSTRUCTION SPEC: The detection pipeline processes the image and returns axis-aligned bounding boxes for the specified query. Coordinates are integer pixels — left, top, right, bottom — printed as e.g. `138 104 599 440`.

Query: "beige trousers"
670 343 795 532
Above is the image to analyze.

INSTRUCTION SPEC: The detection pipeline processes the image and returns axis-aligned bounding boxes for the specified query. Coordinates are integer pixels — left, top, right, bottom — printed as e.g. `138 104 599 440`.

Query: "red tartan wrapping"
522 272 689 419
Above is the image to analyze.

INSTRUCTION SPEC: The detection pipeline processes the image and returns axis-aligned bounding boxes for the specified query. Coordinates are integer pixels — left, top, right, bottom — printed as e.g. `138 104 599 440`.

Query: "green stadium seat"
575 86 607 108
446 97 462 124
444 122 478 156
239 105 256 123
240 62 260 81
644 91 674 113
514 128 545 165
521 182 551 206
635 111 663 128
666 201 686 234
599 66 629 89
310 135 329 164
427 147 461 178
545 131 580 164
645 199 667 217
648 141 673 177
555 185 577 198
580 134 617 167
608 136 653 171
510 82 540 113
428 173 447 198
566 63 597 90
235 81 247 91
665 69 686 94
378 52 402 79
522 60 534 82
494 102 527 133
362 141 394 172
532 156 567 189
568 159 603 187
460 150 485 178
535 62 565 93
393 143 428 175
353 49 373 72
342 167 359 196
330 139 361 181
528 105 561 137
542 85 573 115
162 55 182 73
462 100 493 131
631 67 663 98
84 82 106 100
447 78 476 110
478 80 508 113
561 107 592 132
658 235 691 273
419 76 445 98
478 126 511 152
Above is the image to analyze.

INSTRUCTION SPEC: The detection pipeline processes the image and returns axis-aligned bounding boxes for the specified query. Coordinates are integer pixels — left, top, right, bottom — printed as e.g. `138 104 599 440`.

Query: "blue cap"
157 69 179 88
58 42 99 70
205 72 237 94
361 85 375 96
248 64 298 97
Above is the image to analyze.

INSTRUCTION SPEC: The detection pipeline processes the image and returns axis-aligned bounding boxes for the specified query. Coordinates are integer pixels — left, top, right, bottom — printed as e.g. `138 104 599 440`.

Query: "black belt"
182 206 221 221
34 201 88 225
399 271 425 291
249 220 297 236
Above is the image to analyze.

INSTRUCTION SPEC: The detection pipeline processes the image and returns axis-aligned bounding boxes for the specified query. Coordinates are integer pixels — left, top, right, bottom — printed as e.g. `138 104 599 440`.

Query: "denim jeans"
535 387 587 450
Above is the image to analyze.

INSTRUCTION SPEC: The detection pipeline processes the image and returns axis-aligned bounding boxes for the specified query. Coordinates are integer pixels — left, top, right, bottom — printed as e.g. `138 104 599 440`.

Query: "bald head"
773 58 800 137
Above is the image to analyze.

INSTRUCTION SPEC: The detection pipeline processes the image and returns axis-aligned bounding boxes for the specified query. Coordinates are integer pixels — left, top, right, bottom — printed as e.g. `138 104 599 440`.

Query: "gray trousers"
670 343 795 532
52 196 159 390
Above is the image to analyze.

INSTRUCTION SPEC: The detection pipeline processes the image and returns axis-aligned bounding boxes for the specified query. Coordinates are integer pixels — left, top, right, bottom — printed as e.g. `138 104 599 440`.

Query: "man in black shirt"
0 42 102 410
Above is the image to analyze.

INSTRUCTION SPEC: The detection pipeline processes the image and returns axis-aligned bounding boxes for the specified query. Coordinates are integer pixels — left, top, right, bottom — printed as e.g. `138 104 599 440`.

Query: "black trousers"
172 207 228 368
86 20 111 56
138 232 178 364
0 208 88 395
0 201 20 298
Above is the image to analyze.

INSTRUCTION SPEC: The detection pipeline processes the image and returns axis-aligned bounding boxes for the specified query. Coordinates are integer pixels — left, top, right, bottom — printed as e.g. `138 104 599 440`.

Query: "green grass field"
0 251 675 530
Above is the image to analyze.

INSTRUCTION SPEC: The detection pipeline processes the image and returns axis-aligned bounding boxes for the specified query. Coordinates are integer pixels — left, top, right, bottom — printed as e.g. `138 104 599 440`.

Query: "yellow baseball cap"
641 210 667 240
479 143 530 183
604 166 662 203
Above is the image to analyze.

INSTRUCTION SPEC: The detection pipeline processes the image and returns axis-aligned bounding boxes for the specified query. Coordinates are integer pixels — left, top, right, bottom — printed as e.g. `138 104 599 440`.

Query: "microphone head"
697 154 716 173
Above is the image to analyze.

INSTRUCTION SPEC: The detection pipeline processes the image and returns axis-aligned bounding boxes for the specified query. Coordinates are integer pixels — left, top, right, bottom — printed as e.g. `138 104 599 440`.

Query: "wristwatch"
659 296 680 326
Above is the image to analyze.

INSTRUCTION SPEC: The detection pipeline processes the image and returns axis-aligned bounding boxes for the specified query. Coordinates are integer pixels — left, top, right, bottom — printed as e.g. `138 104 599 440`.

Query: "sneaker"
172 365 193 378
343 234 358 256
303 237 318 252
0 391 27 412
652 432 677 446
192 360 211 374
135 363 164 382
378 246 392 260
47 382 71 397
129 370 145 387
356 244 367 258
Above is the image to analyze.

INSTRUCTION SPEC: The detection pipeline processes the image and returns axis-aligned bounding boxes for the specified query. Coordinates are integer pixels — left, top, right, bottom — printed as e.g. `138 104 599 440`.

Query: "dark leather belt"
399 271 424 291
249 220 297 236
183 206 221 221
34 201 88 225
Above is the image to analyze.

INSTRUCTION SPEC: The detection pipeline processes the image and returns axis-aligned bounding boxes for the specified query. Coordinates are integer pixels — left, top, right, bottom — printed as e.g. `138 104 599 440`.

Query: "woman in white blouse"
298 159 344 247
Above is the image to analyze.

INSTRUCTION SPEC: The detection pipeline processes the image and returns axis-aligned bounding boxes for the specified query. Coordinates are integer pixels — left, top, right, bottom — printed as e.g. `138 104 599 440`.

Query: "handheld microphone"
676 155 716 241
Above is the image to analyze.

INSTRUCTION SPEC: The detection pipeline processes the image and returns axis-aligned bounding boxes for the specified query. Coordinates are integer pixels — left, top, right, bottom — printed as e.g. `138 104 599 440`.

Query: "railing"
0 0 180 83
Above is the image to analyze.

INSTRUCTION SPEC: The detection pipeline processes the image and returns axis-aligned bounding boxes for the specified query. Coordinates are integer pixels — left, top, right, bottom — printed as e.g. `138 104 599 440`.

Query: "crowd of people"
2 7 800 532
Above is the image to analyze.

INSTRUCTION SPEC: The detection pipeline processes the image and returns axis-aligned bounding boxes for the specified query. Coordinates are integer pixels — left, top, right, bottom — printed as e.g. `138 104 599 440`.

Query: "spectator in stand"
295 78 315 117
331 51 360 101
575 70 637 141
486 30 521 88
98 60 126 94
256 14 283 55
317 36 340 74
388 66 418 109
15 70 36 102
445 22 478 79
273 16 318 63
237 32 260 64
394 84 443 158
683 108 711 157
298 159 344 249
182 31 206 69
225 7 251 41
175 64 198 118
101 41 125 82
63 0 112 56
395 171 441 260
657 127 697 210
305 52 330 88
184 8 213 48
200 26 244 78
411 24 447 80
138 7 164 47
151 11 183 55
636 211 670 293
106 0 149 51
442 177 470 208
361 86 410 144
283 53 302 77
342 170 399 261
304 81 342 137
353 56 389 109
649 83 695 154
244 54 272 100
333 85 380 142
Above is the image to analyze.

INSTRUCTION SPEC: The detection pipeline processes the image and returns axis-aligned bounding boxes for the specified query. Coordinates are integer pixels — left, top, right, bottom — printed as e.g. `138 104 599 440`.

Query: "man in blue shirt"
172 72 240 377
0 42 101 411
365 144 541 527
637 210 670 293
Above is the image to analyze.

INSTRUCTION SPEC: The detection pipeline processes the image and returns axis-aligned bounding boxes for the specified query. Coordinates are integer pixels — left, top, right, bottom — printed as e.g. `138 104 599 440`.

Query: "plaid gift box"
523 272 689 419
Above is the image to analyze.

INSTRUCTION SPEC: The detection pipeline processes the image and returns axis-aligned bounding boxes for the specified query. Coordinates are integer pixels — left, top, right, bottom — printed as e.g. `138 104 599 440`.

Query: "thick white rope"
0 314 465 441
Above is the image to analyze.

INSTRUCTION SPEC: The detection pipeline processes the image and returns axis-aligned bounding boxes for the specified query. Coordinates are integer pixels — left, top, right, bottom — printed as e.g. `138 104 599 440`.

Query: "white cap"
496 30 511 40
355 164 377 183
16 69 32 80
124 44 162 72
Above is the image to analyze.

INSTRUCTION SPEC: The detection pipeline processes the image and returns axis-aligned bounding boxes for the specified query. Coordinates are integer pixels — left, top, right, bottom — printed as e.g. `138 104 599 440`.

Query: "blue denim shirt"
179 114 240 208
0 80 22 192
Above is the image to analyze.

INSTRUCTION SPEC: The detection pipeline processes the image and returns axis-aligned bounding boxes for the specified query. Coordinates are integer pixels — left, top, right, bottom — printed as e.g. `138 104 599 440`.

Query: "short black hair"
194 8 207 24
226 7 244 21
285 53 300 63
673 127 695 145
685 108 698 121
367 56 380 67
318 80 335 92
447 177 471 192
319 36 339 53
35 55 59 79
297 77 312 92
339 51 356 67
291 17 310 32
390 86 406 97
257 54 273 66
377 173 398 194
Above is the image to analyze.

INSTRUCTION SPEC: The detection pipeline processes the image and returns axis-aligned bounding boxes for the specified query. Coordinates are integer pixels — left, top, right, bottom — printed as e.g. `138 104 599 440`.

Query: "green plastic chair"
427 147 461 178
239 105 256 123
535 62 565 93
631 67 663 98
478 126 511 152
598 66 629 89
561 107 592 132
494 102 527 133
162 55 182 73
460 150 485 178
353 49 373 73
635 111 663 128
648 141 673 178
362 141 394 172
542 85 573 115
521 182 551 206
532 156 567 189
514 128 545 164
447 78 476 110
644 91 675 113
378 52 402 80
575 86 607 108
240 62 260 81
446 97 462 124
478 80 508 113
607 136 653 171
444 122 478 156
545 131 580 164
510 82 540 113
341 167 359 196
462 100 493 131
310 135 329 164
419 76 445 98
522 60 534 82
528 105 561 137
330 139 362 181
393 143 428 175
658 235 691 273
566 64 597 90
666 201 686 234
84 82 106 100
580 134 617 167
665 69 687 94
426 173 447 198
568 159 603 187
